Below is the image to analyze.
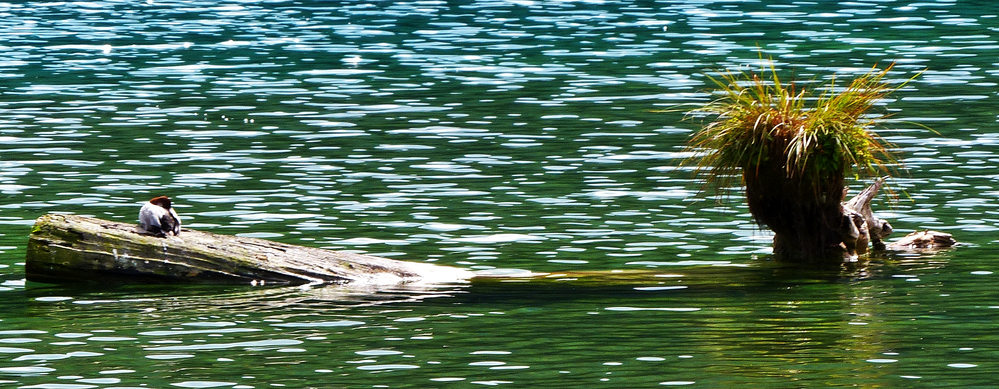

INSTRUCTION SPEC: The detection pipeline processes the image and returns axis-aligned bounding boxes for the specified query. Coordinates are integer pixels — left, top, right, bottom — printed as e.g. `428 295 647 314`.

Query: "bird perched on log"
139 196 181 237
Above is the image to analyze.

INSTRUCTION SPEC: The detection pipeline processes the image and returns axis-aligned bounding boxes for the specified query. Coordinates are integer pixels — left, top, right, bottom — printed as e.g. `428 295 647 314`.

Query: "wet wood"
771 177 958 263
23 208 957 286
840 179 957 253
840 177 893 256
25 213 474 286
886 230 956 250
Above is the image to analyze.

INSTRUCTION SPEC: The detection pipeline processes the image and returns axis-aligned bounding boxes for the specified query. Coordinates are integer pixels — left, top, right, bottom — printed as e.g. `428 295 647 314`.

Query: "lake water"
2 0 999 387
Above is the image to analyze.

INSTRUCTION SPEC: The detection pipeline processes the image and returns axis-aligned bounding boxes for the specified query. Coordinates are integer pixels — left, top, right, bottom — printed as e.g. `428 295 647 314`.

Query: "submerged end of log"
886 230 956 251
26 213 475 286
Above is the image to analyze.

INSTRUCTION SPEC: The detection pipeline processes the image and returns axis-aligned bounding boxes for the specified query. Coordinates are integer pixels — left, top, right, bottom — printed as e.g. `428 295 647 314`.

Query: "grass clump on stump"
688 62 914 264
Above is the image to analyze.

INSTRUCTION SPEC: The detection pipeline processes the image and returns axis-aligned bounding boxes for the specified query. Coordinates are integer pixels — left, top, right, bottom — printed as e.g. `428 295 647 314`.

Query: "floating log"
24 209 958 286
25 213 474 286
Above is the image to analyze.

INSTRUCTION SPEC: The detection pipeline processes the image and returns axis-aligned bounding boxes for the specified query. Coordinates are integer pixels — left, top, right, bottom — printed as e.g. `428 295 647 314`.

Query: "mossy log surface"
26 213 474 286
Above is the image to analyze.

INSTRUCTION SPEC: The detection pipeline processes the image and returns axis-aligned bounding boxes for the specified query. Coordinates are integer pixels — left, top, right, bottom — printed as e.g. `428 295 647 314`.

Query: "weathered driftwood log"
886 230 956 250
841 177 894 257
840 178 956 254
26 213 474 286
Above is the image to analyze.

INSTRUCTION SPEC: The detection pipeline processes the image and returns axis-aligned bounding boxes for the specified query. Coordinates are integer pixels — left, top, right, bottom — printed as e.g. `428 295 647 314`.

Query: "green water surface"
1 0 999 387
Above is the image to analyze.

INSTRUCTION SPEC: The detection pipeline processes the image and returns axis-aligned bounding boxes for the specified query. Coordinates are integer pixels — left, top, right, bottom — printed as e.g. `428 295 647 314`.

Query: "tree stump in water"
25 213 474 286
684 63 935 266
769 177 955 263
765 176 946 264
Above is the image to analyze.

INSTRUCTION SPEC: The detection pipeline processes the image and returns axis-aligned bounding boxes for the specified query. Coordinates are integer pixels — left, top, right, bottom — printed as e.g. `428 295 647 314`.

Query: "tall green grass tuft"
688 62 915 192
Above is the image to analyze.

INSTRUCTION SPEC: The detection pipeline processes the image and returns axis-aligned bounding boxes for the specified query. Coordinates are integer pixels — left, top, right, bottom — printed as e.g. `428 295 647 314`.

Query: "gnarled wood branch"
841 177 956 257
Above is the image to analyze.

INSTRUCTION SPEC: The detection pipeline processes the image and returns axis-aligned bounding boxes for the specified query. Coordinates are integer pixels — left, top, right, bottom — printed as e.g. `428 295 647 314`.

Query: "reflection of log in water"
21 249 955 323
21 267 757 317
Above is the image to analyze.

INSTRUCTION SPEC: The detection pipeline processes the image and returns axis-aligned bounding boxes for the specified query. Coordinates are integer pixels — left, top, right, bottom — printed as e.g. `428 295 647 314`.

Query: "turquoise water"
2 0 999 387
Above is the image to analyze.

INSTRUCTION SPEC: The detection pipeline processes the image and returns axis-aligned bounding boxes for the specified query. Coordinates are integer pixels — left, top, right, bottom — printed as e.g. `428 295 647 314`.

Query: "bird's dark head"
149 196 173 209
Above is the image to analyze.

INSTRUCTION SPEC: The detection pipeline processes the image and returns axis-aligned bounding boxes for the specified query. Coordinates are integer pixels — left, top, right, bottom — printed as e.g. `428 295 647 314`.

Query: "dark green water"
2 0 999 387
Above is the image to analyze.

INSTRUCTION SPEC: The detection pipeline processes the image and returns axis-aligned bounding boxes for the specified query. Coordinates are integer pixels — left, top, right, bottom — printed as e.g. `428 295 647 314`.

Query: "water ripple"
1 1 998 387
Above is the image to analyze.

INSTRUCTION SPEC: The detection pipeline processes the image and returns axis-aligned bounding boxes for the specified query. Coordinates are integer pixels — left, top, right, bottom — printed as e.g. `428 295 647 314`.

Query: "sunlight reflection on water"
1 0 998 387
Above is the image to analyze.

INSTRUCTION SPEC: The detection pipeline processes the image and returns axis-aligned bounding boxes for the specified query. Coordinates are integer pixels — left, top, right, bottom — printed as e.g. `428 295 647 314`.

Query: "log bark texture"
886 230 956 250
840 177 893 255
26 213 474 286
768 177 908 263
760 174 891 263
